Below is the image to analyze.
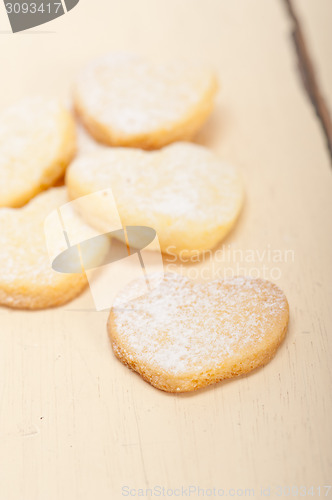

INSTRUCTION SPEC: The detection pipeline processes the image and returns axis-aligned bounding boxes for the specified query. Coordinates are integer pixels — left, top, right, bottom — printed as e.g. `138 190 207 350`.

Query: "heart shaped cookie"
0 96 76 208
73 53 218 149
66 142 244 257
108 273 289 392
0 187 108 309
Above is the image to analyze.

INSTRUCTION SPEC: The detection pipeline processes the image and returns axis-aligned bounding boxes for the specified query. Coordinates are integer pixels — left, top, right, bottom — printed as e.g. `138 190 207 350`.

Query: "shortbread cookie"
0 97 76 208
0 187 108 309
108 273 289 392
66 142 243 256
74 53 218 149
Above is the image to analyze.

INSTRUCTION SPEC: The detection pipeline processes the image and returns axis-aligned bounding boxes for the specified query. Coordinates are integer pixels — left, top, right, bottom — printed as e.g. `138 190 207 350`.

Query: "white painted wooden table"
0 1 331 499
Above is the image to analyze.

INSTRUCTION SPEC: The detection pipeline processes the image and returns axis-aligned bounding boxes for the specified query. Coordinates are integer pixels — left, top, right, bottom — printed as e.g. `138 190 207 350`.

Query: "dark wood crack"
282 0 332 163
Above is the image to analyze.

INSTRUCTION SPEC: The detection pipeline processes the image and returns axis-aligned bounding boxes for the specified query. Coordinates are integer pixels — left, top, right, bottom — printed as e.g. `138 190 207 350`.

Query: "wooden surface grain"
292 0 332 108
284 0 332 158
0 1 331 499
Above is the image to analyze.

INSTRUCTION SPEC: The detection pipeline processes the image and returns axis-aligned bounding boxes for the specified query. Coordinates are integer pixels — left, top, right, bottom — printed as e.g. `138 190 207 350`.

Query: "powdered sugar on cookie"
74 53 218 148
0 96 76 208
0 187 109 309
66 143 244 256
109 273 289 391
